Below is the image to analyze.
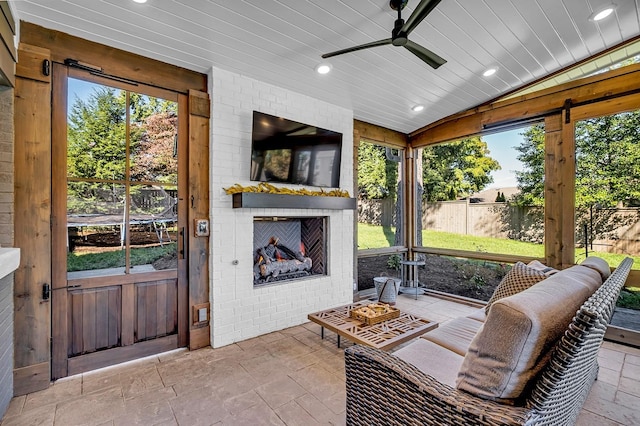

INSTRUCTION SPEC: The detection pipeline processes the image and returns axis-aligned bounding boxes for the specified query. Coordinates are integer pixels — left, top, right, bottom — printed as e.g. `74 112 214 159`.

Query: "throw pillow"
485 262 546 314
526 260 558 276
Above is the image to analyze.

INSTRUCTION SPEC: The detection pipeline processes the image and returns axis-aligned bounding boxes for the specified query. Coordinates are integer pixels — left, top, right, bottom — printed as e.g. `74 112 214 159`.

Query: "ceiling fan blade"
401 0 442 35
322 38 392 59
404 40 446 69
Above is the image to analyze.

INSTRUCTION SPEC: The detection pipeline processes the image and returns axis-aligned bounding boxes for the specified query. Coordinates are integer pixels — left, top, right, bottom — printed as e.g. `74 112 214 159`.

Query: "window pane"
417 127 545 259
357 143 404 249
67 79 126 180
129 185 178 273
129 95 178 184
575 110 640 269
67 182 126 276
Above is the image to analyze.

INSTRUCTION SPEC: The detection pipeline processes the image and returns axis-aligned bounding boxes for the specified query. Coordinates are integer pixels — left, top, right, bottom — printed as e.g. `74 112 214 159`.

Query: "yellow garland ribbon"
224 182 350 198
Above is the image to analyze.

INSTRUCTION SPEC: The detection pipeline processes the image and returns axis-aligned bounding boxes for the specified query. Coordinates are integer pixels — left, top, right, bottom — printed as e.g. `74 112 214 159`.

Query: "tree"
421 137 500 201
512 124 546 206
575 111 640 208
515 113 640 209
67 87 178 214
357 143 398 199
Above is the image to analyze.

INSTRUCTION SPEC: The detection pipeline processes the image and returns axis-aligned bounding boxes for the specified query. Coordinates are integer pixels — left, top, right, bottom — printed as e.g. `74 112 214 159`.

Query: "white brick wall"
209 67 355 347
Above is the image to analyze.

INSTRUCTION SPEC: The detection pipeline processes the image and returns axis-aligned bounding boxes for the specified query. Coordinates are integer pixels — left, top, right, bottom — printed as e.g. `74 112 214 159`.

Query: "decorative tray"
350 303 400 325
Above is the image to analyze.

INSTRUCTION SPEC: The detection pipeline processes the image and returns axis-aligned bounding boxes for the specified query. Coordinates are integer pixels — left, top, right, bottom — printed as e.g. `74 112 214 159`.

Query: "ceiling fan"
322 0 446 69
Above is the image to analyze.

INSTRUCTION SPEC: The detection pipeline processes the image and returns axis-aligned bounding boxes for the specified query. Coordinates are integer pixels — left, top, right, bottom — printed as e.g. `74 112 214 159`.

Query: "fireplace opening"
253 216 327 286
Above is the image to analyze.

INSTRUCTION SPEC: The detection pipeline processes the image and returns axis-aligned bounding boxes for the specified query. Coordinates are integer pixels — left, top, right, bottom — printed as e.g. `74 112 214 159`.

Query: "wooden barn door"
51 64 189 379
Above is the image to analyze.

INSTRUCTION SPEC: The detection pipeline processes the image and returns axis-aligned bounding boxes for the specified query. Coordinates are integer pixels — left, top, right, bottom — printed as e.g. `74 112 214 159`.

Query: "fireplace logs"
254 237 313 282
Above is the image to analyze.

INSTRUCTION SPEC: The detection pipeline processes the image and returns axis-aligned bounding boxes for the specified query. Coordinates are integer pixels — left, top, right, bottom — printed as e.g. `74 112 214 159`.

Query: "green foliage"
515 112 640 209
513 124 546 206
617 288 640 310
386 254 402 270
575 111 640 208
422 137 500 201
67 85 178 213
357 143 398 199
67 87 127 181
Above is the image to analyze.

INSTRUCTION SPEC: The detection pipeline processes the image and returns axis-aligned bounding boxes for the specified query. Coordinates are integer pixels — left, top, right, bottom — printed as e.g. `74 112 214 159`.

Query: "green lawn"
357 223 640 269
68 243 177 271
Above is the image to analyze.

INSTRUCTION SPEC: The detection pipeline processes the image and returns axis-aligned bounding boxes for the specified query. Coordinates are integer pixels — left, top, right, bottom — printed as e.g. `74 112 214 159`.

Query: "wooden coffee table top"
307 301 438 350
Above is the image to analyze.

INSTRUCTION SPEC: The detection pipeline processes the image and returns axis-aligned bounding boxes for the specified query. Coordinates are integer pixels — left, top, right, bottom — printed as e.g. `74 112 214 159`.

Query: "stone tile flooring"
2 294 639 425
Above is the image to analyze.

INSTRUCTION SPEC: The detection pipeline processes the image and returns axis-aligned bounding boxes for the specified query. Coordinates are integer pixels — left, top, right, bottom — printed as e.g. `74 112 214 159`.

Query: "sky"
483 128 526 190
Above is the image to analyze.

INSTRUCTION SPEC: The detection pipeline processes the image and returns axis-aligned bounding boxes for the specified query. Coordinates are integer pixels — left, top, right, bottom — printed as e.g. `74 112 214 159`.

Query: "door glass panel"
130 95 178 184
67 81 126 180
129 184 178 273
67 182 126 276
67 77 179 277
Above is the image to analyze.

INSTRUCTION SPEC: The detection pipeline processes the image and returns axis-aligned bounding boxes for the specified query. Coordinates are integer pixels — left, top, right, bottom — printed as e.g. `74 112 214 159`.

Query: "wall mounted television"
250 111 342 188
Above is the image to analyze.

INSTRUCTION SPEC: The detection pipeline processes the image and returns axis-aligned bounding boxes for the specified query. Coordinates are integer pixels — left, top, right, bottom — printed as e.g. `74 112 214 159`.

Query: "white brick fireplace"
209 67 355 347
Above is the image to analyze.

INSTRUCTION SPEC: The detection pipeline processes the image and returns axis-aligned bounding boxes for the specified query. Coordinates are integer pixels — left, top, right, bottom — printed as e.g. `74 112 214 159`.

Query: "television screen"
250 111 342 188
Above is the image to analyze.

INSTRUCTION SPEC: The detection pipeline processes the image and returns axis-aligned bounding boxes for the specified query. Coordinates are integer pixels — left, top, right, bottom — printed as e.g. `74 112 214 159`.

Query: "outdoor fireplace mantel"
232 192 356 210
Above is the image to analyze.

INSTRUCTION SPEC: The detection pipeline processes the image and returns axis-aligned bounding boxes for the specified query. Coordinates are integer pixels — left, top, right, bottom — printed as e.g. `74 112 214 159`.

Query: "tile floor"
2 294 639 425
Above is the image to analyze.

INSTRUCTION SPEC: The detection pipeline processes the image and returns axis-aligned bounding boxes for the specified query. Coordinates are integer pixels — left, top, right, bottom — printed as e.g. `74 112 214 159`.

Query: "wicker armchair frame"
345 257 633 426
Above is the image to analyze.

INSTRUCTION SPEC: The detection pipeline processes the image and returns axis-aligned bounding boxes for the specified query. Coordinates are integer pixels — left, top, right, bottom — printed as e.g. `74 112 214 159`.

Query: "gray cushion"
394 338 464 388
456 265 603 403
421 316 484 356
580 256 611 280
485 262 546 314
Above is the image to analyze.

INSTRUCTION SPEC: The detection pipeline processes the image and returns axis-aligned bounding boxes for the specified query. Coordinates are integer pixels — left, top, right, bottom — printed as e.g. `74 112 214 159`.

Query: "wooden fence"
358 199 640 255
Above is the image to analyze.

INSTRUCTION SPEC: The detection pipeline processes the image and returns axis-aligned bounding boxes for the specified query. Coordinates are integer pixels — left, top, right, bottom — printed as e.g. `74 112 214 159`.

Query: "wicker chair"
345 257 633 426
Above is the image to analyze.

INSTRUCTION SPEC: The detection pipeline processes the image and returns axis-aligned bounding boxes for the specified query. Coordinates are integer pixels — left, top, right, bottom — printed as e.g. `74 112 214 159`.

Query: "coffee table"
307 301 438 350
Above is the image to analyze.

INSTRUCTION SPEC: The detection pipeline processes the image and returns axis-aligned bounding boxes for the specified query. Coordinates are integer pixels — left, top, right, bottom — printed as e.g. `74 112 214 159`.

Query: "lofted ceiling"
9 0 640 134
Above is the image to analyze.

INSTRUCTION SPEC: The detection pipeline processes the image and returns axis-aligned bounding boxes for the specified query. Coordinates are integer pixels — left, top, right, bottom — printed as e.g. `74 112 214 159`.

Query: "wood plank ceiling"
9 0 640 133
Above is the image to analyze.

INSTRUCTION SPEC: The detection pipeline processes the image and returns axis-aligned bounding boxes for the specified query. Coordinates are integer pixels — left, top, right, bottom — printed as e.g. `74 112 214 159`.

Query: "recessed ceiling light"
132 0 147 3
411 104 424 112
315 63 332 74
482 67 497 77
589 4 616 21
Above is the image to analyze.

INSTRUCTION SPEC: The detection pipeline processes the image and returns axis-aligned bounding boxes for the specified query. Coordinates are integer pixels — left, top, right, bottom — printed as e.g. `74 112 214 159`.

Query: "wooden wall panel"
13 43 52 395
135 280 177 343
188 89 210 350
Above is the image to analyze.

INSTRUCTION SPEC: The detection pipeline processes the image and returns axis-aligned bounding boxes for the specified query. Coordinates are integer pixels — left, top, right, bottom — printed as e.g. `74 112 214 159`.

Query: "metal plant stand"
399 259 426 299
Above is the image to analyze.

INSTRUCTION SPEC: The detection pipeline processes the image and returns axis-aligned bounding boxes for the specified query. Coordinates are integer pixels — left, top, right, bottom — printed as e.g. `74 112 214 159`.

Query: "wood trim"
15 43 49 83
560 110 576 269
19 22 206 94
357 247 408 258
50 62 69 380
412 246 541 265
13 44 52 392
177 93 189 348
354 120 407 148
188 89 210 350
410 64 640 147
67 270 179 288
13 362 50 397
67 335 178 376
605 325 640 348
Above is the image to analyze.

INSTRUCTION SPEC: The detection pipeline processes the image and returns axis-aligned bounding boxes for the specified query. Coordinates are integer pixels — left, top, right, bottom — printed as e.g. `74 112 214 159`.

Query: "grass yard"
68 243 177 271
357 223 640 269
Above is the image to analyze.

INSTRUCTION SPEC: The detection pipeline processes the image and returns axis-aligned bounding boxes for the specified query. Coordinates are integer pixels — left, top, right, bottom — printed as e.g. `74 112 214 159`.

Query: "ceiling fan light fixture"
482 67 498 77
411 104 424 112
589 4 616 21
315 63 332 74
